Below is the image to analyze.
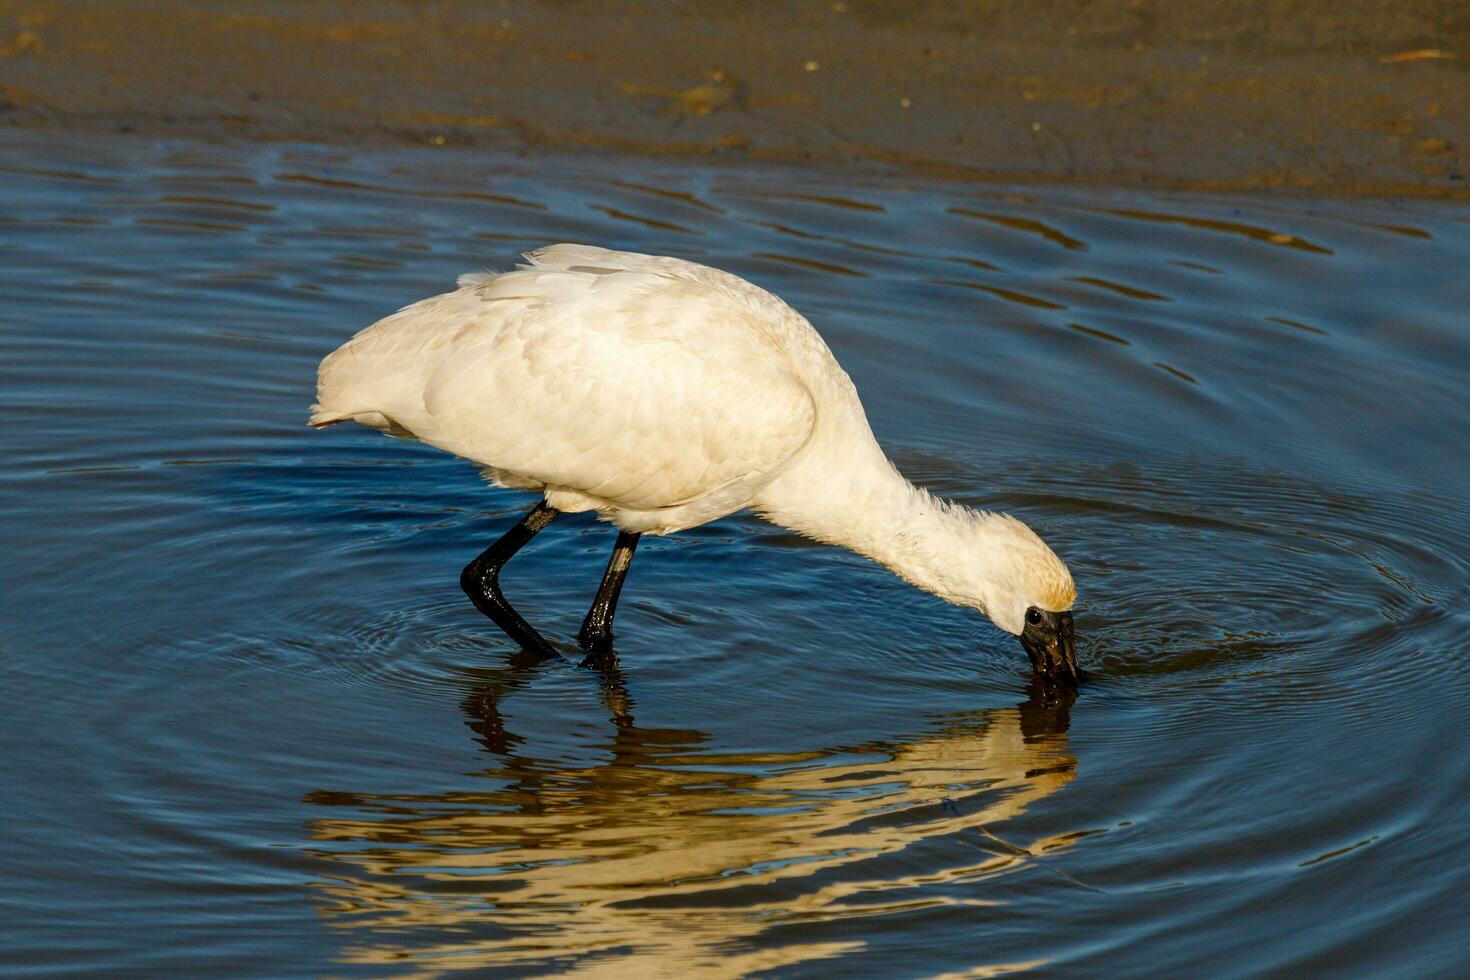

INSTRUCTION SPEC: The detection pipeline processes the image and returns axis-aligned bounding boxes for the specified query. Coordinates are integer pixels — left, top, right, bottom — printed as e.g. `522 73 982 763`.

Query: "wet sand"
1 0 1466 195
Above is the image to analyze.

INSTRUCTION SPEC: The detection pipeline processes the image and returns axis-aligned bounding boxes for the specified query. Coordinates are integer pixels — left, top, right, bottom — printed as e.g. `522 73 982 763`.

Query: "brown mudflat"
1 0 1466 194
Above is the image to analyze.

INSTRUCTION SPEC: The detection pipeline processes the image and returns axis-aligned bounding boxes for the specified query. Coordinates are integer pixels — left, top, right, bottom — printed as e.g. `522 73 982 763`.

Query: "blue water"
3 130 1469 976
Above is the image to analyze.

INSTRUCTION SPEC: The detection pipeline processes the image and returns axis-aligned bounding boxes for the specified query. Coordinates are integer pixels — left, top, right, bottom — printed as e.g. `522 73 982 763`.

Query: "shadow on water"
303 654 1081 974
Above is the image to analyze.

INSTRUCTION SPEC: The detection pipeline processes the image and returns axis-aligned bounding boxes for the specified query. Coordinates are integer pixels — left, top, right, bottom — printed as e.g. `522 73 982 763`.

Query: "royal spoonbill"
311 245 1079 683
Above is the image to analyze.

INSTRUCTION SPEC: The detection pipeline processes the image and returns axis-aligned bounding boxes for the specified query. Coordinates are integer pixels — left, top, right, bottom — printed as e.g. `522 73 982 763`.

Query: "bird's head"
950 513 1079 685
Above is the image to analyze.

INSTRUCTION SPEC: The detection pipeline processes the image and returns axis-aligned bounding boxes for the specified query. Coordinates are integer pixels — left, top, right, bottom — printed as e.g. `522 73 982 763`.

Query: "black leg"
460 500 560 658
577 530 641 652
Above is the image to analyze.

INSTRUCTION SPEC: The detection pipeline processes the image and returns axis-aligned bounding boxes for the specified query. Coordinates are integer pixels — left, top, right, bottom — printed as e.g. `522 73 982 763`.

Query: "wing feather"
313 248 817 514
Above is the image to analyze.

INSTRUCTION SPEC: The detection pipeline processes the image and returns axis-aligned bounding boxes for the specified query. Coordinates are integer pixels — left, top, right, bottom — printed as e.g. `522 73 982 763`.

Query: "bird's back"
312 245 830 531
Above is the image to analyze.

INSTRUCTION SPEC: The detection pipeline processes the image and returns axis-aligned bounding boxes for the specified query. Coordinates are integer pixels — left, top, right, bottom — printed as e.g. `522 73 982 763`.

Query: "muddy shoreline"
2 0 1467 195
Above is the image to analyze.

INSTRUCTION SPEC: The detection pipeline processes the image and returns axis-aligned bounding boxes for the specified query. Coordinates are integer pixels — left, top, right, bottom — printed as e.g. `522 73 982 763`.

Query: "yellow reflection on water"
304 668 1080 975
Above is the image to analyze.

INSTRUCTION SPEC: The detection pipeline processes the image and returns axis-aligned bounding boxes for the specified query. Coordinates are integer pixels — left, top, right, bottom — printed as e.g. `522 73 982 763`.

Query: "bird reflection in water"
304 657 1083 974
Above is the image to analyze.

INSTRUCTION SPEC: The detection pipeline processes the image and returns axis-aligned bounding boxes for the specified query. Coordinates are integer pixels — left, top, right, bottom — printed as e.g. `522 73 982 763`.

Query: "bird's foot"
576 621 614 654
578 647 620 673
507 645 560 668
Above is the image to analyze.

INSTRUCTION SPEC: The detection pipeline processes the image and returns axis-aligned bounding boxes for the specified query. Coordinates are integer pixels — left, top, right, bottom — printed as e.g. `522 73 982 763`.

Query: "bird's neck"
755 436 1000 610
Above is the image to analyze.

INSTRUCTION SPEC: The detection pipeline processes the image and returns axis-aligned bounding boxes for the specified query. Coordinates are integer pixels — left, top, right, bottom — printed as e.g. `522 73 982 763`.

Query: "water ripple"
3 130 1469 976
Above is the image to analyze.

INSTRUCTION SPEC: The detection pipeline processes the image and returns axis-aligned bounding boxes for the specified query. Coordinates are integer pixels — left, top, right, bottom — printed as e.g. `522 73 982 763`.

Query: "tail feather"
308 406 350 429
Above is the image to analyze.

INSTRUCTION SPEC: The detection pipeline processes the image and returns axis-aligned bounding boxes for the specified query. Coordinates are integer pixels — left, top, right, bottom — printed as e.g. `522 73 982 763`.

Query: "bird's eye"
1026 608 1043 627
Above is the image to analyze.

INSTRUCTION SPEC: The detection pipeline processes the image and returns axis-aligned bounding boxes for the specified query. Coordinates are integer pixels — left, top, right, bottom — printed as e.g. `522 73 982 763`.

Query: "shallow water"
3 130 1468 977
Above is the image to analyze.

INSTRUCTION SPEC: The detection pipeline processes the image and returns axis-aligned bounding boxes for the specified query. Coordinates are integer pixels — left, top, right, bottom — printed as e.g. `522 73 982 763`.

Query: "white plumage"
313 244 1074 640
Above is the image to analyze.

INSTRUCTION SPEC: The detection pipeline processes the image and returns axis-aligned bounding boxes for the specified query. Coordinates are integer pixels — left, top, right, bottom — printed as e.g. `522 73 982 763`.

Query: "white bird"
312 245 1079 682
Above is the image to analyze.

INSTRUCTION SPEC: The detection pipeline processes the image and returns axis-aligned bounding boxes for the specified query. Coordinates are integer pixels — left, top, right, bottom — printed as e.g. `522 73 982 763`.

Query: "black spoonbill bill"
312 245 1079 683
